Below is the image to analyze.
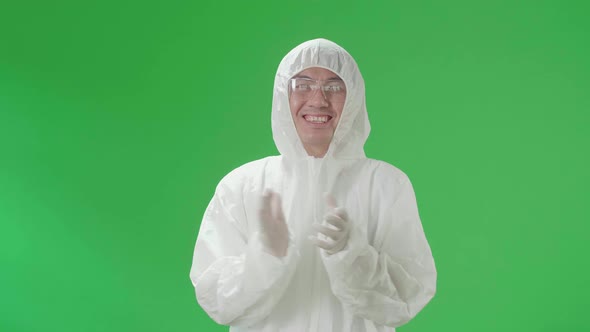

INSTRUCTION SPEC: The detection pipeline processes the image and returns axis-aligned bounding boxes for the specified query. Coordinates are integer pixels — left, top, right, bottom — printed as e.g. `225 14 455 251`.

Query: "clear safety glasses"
289 77 346 103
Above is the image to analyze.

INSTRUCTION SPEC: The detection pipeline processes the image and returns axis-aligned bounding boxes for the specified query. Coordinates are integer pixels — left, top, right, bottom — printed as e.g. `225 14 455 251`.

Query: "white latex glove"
309 193 350 255
258 190 289 257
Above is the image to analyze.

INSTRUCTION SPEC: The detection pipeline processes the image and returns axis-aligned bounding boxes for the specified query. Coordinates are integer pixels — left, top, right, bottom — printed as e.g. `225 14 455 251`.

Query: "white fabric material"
190 38 437 332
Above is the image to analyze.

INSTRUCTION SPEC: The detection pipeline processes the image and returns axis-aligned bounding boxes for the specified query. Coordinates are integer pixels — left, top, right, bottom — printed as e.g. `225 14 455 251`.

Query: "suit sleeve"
321 171 437 327
189 180 298 327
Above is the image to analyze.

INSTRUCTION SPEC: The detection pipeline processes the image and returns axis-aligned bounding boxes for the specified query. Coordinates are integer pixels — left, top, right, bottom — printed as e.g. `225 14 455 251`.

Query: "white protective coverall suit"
190 38 437 332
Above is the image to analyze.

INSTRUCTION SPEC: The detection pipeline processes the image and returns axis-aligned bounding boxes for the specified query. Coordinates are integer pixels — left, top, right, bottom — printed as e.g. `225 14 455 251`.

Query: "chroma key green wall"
1 1 588 331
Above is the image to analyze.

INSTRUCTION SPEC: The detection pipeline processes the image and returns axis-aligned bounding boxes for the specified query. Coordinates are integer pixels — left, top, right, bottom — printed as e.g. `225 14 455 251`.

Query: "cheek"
334 103 345 119
289 99 304 118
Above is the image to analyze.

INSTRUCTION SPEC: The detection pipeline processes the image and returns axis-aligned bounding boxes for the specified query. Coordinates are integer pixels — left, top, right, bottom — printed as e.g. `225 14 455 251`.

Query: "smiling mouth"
303 115 332 124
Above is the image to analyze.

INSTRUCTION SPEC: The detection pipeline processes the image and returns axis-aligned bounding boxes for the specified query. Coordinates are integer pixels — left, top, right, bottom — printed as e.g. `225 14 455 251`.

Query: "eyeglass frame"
288 76 347 103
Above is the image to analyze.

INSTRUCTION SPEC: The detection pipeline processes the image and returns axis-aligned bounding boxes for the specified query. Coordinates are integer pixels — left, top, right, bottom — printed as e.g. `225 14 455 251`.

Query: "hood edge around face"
271 38 370 160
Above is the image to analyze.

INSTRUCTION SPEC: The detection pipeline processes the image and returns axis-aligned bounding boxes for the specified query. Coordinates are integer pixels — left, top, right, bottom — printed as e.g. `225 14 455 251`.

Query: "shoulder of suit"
364 158 411 186
216 156 279 191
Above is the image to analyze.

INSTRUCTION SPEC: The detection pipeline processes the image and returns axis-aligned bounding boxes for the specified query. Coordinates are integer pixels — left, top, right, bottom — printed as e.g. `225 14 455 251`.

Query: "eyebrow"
293 75 343 81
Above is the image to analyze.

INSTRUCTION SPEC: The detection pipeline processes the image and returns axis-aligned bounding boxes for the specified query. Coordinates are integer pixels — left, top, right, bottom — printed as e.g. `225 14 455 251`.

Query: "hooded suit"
190 38 436 332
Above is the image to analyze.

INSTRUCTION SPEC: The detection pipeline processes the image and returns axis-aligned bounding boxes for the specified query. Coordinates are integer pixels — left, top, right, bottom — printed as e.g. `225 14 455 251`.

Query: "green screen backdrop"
1 1 588 331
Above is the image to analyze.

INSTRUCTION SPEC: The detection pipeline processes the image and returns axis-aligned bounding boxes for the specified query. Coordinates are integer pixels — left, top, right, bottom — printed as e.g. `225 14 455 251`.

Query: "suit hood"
271 38 370 160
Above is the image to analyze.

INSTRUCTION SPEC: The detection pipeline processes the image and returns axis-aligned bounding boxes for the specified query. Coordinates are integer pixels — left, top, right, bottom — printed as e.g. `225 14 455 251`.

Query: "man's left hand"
309 193 350 255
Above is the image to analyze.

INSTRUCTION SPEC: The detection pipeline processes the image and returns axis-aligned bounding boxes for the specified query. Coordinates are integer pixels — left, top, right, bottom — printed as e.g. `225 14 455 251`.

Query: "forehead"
294 67 342 80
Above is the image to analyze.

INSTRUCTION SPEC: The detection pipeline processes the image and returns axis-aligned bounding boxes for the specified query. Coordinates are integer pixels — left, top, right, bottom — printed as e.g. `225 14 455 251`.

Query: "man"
190 38 436 332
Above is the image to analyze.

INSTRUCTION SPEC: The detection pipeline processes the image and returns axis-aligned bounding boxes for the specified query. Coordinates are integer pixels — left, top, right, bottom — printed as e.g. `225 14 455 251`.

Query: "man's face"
288 67 346 155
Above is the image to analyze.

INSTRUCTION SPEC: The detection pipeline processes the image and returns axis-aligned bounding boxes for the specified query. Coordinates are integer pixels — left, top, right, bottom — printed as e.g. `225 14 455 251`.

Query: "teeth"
305 115 329 123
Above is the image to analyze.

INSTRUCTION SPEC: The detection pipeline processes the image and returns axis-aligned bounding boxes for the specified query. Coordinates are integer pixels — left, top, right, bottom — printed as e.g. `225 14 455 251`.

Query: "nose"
307 88 329 108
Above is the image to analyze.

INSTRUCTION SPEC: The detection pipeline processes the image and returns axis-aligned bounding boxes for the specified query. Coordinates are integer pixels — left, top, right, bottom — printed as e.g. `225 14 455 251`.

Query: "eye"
324 84 344 92
296 84 312 91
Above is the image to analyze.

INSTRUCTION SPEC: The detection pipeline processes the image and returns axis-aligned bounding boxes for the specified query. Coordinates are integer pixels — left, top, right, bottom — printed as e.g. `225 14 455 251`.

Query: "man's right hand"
258 190 289 257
